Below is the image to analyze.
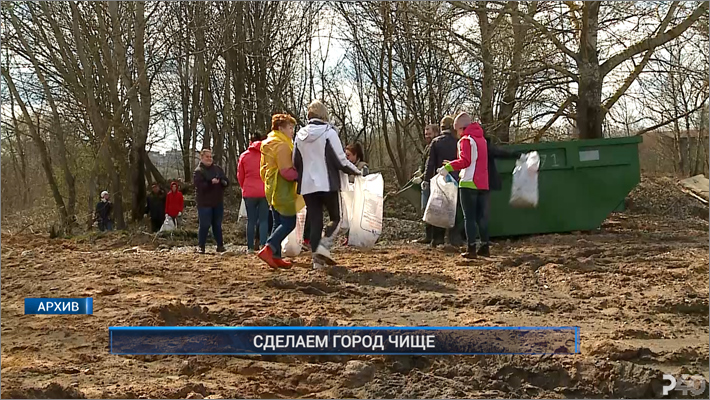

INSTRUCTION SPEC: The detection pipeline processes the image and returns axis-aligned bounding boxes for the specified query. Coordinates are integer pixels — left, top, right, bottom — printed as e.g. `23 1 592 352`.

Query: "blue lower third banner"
25 298 93 315
110 326 579 355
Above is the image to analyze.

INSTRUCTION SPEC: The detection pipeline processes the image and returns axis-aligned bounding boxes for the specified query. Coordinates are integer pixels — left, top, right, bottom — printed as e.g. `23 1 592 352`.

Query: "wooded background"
1 1 708 231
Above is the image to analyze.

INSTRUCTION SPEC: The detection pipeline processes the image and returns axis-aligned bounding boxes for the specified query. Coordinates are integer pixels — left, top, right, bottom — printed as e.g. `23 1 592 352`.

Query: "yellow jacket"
260 130 305 216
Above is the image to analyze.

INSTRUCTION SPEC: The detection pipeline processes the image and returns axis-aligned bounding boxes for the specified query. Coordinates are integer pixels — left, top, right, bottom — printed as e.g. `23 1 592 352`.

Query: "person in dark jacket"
423 116 464 247
412 123 440 244
194 148 229 254
485 136 523 191
145 183 167 233
95 191 113 231
471 135 523 256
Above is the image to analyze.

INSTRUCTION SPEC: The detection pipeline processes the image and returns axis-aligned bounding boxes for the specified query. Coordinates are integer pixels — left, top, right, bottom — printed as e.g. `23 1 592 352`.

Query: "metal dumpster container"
395 136 642 237
491 136 642 237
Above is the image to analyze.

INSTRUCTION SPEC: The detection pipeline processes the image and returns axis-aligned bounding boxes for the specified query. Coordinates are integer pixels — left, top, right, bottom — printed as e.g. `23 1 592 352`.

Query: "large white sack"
423 174 458 228
510 151 540 208
238 198 248 220
159 215 176 233
339 182 355 231
348 174 384 249
282 207 307 257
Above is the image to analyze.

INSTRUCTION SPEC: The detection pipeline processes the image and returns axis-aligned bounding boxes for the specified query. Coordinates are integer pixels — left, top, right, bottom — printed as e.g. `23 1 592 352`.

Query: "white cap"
101 191 109 198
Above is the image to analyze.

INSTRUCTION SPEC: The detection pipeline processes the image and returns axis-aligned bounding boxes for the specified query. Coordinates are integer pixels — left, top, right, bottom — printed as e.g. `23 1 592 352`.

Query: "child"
165 181 184 228
95 191 113 231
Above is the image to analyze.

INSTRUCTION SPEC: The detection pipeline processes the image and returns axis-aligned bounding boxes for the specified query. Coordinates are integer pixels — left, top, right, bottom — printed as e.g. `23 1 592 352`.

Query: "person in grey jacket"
293 100 361 269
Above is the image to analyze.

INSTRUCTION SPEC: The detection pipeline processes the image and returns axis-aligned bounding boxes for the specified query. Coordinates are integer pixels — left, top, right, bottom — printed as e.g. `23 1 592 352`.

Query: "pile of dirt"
626 176 708 220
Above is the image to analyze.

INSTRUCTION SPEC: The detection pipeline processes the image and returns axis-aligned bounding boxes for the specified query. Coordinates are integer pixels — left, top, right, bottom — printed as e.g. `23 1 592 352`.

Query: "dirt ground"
1 178 708 399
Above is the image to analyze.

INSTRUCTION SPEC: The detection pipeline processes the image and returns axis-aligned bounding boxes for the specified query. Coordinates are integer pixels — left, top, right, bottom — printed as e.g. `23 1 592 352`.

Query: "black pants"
433 189 465 244
150 216 164 233
459 188 490 246
303 191 340 252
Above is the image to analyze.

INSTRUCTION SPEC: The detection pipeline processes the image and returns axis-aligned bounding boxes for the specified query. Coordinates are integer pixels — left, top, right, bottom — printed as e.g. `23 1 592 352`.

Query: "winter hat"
101 191 109 198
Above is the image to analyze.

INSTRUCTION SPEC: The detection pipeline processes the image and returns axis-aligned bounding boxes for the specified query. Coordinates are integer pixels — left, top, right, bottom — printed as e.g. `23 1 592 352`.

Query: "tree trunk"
232 1 247 153
144 151 166 186
9 9 77 220
476 1 495 131
2 69 69 227
8 81 29 205
576 2 603 140
495 2 534 142
178 7 193 182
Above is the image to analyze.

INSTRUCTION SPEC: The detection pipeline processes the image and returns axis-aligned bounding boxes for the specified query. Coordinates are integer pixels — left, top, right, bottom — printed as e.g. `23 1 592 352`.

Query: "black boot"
216 245 226 253
414 224 433 244
448 229 464 247
477 244 490 257
430 227 445 248
461 244 477 259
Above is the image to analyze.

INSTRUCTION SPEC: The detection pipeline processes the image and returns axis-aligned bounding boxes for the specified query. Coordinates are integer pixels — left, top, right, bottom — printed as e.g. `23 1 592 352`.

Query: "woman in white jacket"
293 100 361 269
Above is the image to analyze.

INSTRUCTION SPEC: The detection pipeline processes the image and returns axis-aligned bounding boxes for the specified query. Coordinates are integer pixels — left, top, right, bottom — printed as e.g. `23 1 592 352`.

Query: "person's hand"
437 167 448 177
443 160 451 165
421 181 429 191
165 213 169 219
178 212 182 217
211 177 220 184
412 176 422 185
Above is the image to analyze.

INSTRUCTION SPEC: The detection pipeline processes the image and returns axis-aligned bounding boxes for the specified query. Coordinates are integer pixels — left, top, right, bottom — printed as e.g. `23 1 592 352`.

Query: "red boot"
274 258 292 268
257 245 278 269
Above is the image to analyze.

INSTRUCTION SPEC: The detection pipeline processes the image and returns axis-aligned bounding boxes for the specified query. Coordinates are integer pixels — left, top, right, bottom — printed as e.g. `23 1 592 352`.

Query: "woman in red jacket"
238 133 269 253
165 181 184 228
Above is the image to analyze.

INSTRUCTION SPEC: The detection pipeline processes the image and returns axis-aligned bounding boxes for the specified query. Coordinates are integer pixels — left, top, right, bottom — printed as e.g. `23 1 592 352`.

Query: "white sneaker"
314 244 336 265
321 235 334 248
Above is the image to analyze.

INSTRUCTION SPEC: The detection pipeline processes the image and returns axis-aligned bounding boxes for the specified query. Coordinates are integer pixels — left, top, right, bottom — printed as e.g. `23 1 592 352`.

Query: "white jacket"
293 119 360 195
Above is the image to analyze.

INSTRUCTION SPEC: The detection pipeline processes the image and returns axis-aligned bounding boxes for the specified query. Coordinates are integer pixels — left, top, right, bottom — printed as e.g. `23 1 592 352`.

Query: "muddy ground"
1 178 709 399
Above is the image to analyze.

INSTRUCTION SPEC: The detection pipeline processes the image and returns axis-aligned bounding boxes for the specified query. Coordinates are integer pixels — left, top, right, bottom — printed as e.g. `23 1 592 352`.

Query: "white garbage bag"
282 207 307 257
423 174 458 228
238 198 248 221
348 174 384 249
159 215 176 233
510 151 540 208
339 183 355 231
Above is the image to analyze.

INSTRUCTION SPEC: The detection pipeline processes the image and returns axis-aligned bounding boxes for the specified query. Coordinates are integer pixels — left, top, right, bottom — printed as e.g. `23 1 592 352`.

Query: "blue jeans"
99 221 113 232
459 188 490 246
244 197 269 250
198 204 224 248
267 208 296 259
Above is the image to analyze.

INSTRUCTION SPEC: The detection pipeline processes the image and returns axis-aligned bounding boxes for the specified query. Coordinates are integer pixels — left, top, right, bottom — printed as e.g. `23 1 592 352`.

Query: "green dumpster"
491 136 642 237
395 136 642 237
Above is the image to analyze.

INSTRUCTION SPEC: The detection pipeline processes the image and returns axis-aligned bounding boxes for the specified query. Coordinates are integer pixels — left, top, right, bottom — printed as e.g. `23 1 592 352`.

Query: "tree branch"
501 2 580 63
601 1 708 76
635 99 708 136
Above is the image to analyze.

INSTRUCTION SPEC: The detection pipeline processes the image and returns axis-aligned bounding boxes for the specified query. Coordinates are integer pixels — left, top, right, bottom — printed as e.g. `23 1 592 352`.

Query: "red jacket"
165 182 184 217
238 141 266 198
445 123 489 190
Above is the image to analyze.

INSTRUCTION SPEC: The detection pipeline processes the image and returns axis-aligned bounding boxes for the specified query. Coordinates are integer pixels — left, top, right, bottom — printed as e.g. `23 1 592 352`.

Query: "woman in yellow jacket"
258 113 305 268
